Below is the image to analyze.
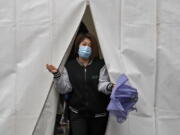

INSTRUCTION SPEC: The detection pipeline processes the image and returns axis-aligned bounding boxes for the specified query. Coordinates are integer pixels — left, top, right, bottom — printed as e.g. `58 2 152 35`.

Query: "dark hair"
74 33 98 59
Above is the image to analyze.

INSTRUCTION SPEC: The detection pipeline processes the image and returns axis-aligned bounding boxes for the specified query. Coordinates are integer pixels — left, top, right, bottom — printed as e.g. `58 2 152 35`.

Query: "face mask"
78 45 92 59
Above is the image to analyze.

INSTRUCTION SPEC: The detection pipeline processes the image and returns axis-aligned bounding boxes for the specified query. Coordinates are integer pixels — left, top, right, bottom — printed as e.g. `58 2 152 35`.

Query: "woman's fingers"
46 64 58 73
112 83 115 89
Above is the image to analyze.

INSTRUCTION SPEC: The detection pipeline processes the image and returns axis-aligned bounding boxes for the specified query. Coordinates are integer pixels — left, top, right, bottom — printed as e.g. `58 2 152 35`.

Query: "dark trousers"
69 111 108 135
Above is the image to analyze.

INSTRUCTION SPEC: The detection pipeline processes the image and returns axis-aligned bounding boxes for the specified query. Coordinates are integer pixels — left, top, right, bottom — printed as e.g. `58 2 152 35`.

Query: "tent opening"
53 5 105 135
33 5 107 135
54 5 106 135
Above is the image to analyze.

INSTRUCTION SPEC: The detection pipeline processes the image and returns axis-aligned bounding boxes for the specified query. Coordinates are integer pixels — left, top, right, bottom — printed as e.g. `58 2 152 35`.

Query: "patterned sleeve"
53 67 72 94
98 65 114 95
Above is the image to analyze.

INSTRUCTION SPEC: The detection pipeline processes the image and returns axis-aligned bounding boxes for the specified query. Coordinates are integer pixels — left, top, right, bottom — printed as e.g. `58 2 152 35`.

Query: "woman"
46 33 114 135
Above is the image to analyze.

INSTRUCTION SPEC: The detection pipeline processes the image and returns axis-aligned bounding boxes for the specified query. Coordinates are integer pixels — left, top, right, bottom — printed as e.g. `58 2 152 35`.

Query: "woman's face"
78 38 93 59
79 38 92 47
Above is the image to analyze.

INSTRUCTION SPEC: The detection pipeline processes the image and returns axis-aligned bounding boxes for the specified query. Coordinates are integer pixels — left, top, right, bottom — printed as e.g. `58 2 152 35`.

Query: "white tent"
1 0 180 135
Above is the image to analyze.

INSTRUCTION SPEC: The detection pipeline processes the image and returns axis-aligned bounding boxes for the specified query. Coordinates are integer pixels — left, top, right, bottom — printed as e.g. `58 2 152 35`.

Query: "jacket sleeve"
53 67 72 94
98 65 114 95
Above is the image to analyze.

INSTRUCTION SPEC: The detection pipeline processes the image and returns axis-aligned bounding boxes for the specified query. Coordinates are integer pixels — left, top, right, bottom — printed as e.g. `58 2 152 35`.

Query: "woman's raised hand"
46 64 58 73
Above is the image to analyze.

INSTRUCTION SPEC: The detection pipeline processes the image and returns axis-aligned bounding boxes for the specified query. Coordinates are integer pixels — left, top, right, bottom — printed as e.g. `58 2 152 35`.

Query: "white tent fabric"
0 0 86 135
90 1 156 135
0 0 180 135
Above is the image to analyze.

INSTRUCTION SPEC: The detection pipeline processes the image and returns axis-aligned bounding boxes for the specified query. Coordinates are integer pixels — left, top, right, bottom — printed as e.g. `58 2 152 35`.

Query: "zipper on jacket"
84 67 87 81
84 66 88 106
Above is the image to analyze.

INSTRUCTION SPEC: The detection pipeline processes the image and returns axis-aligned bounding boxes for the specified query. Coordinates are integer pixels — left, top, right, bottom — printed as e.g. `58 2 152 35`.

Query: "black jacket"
66 58 110 114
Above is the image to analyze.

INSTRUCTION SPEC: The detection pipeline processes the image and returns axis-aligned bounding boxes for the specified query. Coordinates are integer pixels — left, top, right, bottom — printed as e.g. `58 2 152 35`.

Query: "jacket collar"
76 57 93 67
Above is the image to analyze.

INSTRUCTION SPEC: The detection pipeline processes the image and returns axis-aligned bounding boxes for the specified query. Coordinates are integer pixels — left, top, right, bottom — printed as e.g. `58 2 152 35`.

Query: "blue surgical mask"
78 45 92 59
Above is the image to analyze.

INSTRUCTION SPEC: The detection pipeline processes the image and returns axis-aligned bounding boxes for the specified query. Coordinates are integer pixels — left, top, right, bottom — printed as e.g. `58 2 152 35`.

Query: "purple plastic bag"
107 74 138 123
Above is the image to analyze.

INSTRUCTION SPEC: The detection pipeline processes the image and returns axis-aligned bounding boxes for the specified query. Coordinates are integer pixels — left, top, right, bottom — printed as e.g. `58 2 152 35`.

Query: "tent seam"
14 0 17 134
154 0 159 135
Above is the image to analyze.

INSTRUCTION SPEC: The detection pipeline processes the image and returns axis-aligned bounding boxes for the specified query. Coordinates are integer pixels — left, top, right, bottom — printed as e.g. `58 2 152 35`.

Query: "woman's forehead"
81 38 91 43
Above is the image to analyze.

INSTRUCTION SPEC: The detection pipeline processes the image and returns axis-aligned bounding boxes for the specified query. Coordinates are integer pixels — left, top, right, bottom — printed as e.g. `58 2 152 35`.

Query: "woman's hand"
113 84 116 89
46 64 58 73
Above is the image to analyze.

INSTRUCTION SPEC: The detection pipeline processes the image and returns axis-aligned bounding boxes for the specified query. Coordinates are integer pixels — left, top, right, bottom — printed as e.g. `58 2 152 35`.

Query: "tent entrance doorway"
33 5 106 135
54 5 105 135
